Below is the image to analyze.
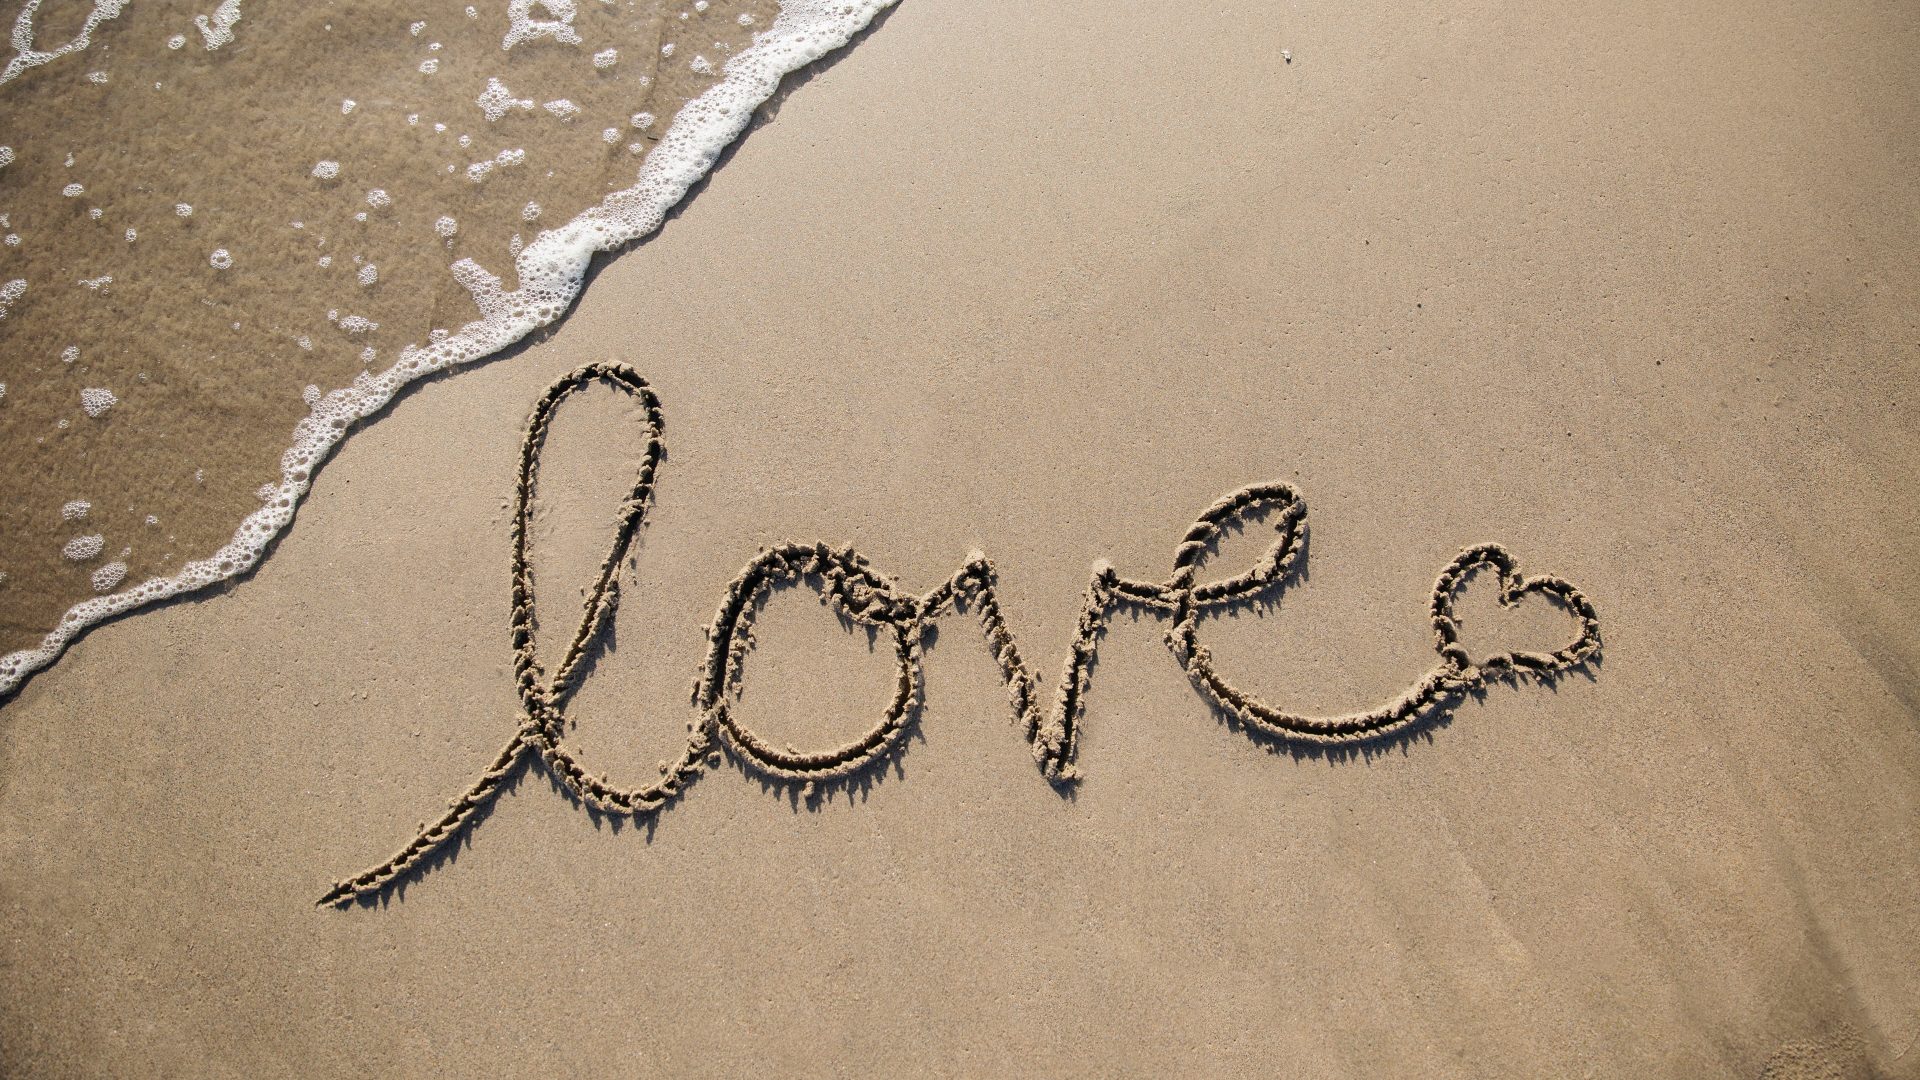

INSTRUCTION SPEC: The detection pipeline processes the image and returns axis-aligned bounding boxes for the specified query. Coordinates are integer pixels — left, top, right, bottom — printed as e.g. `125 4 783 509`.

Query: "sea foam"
0 0 903 698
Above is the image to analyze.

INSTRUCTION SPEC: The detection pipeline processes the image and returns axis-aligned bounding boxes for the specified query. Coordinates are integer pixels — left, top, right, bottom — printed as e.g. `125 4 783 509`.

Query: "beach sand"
4 0 1919 1075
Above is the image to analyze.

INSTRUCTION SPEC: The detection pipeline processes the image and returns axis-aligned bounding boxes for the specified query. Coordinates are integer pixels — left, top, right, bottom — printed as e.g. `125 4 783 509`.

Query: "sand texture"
4 0 1919 1075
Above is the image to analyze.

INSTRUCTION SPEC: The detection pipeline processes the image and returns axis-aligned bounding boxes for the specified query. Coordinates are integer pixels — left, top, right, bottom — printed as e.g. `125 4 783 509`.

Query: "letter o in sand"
700 544 926 787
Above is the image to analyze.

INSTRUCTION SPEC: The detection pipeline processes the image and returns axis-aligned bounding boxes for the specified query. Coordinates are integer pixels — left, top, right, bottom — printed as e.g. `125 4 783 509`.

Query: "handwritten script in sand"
321 363 1601 906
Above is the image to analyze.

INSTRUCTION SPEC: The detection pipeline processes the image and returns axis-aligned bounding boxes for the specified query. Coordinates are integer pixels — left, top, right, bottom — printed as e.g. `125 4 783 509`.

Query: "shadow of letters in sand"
321 363 1601 906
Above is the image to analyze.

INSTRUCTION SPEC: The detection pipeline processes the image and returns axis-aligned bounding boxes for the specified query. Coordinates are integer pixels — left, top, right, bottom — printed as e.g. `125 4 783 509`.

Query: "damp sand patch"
0 0 894 696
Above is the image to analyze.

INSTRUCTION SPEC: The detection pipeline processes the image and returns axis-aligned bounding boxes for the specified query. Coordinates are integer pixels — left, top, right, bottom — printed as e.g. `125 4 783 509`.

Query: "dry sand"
4 0 1919 1075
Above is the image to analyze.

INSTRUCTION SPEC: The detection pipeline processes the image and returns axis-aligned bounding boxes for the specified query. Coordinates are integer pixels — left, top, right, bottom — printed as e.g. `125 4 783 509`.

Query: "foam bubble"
62 183 85 197
521 201 541 221
63 534 104 561
78 274 112 290
175 203 193 216
366 188 391 208
357 264 377 286
0 278 24 318
689 55 714 75
341 99 356 115
502 0 580 50
418 58 439 75
542 99 580 120
476 76 537 124
592 48 618 68
80 387 116 416
194 0 243 50
124 227 136 241
208 248 232 269
61 500 91 520
90 561 126 592
311 160 340 179
167 34 186 50
61 345 78 362
631 111 656 129
337 314 377 334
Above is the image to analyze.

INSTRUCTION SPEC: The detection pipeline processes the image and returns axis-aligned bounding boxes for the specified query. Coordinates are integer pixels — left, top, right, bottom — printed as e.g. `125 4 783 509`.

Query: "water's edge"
0 0 900 701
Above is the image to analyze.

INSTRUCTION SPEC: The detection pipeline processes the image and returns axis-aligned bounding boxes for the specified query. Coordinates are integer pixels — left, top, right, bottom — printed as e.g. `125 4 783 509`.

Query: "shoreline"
0 0 899 698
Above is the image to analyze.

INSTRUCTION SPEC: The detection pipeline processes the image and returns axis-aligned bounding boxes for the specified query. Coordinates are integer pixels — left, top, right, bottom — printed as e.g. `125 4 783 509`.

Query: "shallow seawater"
0 0 868 686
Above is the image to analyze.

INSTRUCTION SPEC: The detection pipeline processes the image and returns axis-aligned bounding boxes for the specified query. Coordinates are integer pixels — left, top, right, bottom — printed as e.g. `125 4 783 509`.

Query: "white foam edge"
0 0 899 699
0 0 126 87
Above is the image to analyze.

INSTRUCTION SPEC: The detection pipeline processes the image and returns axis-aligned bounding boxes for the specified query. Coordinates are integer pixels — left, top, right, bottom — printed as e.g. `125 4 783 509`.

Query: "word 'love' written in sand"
321 363 1602 906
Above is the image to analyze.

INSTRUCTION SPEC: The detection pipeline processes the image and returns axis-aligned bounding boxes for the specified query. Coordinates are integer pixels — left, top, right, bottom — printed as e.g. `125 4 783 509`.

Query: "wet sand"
3 0 1919 1075
0 0 775 659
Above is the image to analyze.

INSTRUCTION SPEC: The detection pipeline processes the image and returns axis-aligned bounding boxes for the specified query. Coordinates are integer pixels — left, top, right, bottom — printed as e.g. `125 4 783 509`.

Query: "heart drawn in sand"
1428 545 1602 682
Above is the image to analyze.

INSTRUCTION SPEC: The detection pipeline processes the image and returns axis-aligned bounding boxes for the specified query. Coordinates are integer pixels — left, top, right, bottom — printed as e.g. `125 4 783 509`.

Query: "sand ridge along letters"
321 362 1602 906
